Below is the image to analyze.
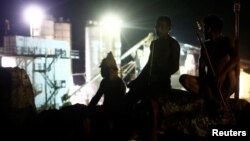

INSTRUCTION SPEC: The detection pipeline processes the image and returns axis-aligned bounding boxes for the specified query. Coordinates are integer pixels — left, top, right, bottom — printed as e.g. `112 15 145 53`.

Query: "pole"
4 19 10 35
196 21 227 107
45 51 48 108
234 1 240 100
30 22 33 37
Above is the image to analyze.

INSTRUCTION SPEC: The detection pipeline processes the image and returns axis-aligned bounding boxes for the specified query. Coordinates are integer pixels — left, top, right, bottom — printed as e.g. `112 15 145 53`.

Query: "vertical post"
4 19 10 35
44 51 48 107
234 1 240 99
30 22 33 37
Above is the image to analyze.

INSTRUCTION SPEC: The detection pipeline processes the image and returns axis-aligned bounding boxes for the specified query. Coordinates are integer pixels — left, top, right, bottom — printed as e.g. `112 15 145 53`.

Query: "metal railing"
0 46 79 59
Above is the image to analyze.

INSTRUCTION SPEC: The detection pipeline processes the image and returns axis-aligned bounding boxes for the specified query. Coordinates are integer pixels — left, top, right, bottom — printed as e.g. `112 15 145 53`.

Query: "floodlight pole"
30 23 33 37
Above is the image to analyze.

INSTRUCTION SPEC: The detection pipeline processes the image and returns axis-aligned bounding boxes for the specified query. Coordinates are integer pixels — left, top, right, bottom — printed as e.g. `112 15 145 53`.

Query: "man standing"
125 15 180 141
127 15 180 103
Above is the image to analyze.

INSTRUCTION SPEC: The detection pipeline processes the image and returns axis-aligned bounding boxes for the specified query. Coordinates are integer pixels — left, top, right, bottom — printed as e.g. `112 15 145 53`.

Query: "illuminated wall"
83 21 122 105
239 69 250 100
1 36 73 108
85 22 121 82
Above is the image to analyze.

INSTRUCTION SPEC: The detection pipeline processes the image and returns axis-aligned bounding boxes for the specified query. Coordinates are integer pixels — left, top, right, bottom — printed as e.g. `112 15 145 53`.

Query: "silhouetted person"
89 52 126 110
125 15 180 141
126 15 180 104
179 15 239 110
88 52 127 141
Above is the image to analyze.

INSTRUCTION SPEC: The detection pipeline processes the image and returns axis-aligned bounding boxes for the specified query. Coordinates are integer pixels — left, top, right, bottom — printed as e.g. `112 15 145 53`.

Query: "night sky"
1 0 249 79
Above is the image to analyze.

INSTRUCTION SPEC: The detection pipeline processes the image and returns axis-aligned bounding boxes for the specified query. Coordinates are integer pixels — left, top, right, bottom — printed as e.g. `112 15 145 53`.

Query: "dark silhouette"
126 15 180 106
0 67 36 140
88 52 128 141
179 15 240 110
88 52 126 111
124 15 180 141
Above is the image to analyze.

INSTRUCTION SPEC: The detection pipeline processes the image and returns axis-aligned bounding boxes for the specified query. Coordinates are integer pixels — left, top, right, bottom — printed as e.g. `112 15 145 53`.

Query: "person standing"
125 15 180 141
126 15 180 104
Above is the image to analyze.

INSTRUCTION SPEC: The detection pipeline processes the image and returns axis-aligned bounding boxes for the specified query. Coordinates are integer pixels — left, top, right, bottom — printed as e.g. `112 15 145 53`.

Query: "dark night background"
0 0 249 84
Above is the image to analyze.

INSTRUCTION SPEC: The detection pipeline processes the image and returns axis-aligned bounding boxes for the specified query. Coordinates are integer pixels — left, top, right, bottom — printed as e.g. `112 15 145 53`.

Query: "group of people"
88 14 240 141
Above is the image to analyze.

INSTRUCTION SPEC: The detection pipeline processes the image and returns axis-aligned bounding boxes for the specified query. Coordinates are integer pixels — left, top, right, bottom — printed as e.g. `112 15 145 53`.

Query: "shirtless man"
179 15 239 104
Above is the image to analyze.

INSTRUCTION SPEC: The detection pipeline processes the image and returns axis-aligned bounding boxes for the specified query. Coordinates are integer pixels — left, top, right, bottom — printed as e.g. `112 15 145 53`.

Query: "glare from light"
23 5 45 28
183 43 193 48
100 13 122 36
1 57 17 68
239 69 250 99
88 20 93 25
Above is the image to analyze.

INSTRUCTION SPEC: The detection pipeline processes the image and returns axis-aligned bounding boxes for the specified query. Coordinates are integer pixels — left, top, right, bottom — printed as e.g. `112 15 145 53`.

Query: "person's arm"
216 38 240 88
220 38 240 75
166 40 180 75
88 80 105 107
198 47 207 95
145 39 180 86
153 40 180 78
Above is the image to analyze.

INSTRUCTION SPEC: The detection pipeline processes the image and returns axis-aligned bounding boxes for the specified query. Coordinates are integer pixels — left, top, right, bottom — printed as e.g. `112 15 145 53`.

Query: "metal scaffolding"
0 46 79 108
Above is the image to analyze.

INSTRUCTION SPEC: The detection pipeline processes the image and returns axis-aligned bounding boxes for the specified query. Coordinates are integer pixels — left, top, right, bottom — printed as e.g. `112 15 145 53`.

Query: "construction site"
1 12 250 109
1 2 250 140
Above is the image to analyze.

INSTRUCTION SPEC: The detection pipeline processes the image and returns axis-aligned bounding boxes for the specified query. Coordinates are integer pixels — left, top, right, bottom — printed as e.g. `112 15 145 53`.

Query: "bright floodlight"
23 5 45 36
24 5 45 26
100 13 122 36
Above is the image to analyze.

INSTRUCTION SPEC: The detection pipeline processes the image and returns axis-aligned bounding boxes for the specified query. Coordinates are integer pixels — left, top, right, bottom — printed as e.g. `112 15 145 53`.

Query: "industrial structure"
70 18 123 105
0 12 249 109
0 16 79 109
69 23 202 105
69 20 250 105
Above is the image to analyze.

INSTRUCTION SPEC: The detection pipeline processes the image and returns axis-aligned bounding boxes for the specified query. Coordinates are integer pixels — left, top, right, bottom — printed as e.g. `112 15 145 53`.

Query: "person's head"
99 52 118 78
155 15 171 38
203 15 223 39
